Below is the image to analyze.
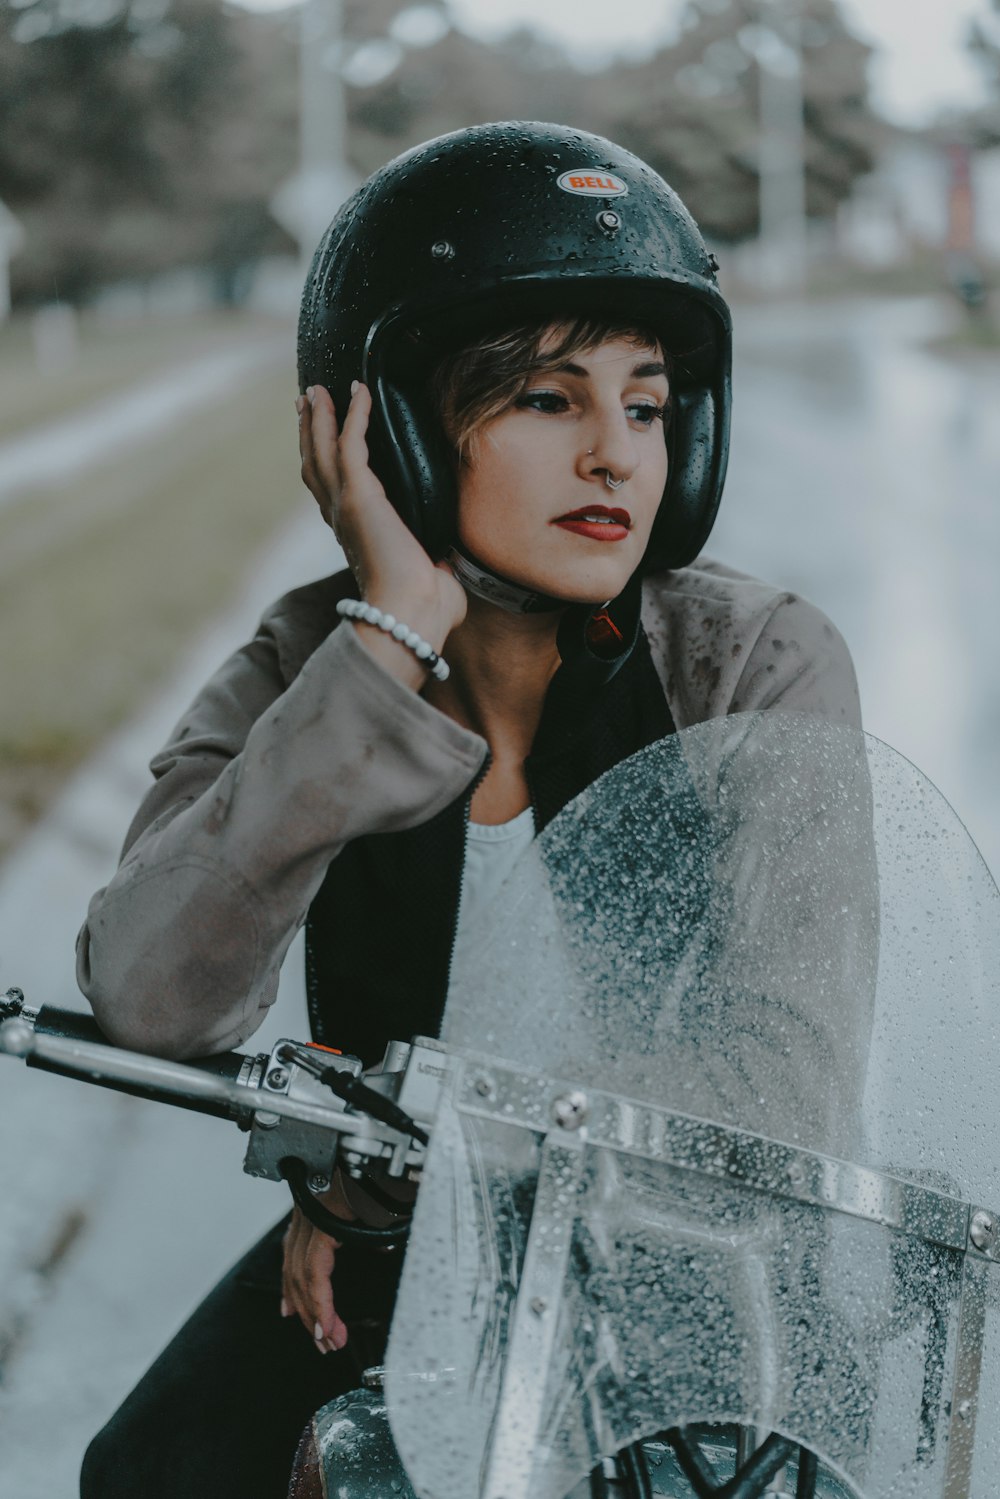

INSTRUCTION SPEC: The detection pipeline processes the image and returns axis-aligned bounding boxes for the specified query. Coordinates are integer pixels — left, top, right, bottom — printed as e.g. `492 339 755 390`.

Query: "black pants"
80 1216 404 1499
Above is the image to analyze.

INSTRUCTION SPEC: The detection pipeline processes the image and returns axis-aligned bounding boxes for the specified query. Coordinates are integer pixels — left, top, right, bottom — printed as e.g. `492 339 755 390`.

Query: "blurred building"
835 130 1000 269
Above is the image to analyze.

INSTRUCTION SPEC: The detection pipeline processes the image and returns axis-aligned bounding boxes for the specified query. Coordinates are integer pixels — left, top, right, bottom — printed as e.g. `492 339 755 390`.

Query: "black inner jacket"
305 581 677 1063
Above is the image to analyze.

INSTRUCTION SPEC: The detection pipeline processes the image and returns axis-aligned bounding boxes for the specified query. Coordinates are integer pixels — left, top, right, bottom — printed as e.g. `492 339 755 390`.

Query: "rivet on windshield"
970 1210 995 1251
958 1398 974 1422
553 1090 588 1129
431 240 455 260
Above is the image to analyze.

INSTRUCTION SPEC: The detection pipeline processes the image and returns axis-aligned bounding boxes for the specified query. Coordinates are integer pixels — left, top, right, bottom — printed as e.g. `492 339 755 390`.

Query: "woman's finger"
306 385 343 495
338 380 372 481
297 393 341 534
281 1210 309 1319
281 1206 349 1353
297 396 322 493
304 1233 347 1352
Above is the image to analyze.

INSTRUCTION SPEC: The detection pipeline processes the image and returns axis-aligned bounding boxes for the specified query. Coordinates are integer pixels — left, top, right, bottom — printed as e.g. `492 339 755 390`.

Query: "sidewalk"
0 503 340 1497
0 333 287 507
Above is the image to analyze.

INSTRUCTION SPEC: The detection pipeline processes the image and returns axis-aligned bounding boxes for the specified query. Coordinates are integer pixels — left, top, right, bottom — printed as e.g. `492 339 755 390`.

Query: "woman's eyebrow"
548 359 670 379
631 360 669 379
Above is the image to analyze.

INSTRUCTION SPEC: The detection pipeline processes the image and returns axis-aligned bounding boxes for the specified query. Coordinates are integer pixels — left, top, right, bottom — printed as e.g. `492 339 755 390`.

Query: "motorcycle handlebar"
27 1005 253 1121
0 993 259 1124
1 988 429 1249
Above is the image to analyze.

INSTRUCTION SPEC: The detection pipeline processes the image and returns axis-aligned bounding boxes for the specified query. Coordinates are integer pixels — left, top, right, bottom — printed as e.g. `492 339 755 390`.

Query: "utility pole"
753 3 808 293
271 0 359 270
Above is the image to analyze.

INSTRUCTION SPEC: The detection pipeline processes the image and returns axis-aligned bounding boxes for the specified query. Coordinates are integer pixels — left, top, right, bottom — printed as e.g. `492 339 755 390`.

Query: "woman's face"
455 332 670 605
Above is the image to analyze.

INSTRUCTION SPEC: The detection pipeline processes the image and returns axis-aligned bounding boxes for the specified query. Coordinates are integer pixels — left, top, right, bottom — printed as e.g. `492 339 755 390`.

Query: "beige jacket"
76 557 861 1059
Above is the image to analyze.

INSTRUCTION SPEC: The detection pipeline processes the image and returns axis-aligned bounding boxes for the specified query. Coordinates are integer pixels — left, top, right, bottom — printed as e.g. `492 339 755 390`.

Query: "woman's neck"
424 593 563 758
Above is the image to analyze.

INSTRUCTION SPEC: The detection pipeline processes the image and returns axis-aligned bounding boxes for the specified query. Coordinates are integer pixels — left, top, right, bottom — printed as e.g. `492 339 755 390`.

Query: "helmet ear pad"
650 379 732 573
367 360 460 563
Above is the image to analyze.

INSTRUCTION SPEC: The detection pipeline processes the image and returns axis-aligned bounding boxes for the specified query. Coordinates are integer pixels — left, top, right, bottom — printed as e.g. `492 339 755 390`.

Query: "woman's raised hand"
297 383 466 684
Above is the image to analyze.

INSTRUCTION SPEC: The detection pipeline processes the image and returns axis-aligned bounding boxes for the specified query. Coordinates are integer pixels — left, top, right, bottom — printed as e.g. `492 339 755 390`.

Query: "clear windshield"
386 714 1000 1498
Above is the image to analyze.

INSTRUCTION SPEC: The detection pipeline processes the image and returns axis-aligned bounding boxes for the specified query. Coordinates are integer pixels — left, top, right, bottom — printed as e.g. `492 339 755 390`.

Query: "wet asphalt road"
713 294 1000 879
0 293 997 1496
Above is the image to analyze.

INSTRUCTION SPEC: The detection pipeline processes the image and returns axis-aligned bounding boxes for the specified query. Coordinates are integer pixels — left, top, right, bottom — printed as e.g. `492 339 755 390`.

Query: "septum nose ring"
587 451 626 490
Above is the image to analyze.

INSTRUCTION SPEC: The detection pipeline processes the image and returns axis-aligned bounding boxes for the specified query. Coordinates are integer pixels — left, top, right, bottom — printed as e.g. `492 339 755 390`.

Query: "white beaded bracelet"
336 597 450 682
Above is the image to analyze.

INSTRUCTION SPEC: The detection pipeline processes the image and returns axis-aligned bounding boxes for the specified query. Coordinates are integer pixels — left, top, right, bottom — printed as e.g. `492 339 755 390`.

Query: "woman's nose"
578 411 637 487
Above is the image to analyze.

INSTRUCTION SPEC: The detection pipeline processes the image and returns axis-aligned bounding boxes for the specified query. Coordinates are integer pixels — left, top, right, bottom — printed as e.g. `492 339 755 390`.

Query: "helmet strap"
443 545 641 686
444 545 567 615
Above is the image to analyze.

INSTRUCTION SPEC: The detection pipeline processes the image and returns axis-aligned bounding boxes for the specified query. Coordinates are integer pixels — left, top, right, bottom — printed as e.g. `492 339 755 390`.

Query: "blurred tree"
0 0 297 303
968 0 1000 140
346 22 582 174
588 0 878 240
343 0 878 240
969 0 1000 87
0 0 880 304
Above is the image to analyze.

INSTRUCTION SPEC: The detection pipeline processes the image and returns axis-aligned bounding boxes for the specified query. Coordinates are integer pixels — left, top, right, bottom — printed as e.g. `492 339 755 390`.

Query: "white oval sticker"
557 169 628 198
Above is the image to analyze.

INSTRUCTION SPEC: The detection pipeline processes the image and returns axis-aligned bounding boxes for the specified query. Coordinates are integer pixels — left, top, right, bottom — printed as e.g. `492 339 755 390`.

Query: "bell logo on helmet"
557 170 628 197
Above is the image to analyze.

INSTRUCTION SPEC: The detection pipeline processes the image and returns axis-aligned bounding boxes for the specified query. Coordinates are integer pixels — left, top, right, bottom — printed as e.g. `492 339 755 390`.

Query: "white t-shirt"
447 807 535 999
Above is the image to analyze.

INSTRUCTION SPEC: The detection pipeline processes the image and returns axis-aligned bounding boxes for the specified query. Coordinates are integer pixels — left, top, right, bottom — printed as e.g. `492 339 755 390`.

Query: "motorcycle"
3 711 998 1499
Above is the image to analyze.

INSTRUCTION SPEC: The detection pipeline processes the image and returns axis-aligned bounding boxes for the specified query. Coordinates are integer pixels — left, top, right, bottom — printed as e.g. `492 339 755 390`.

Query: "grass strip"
0 310 293 444
0 363 324 859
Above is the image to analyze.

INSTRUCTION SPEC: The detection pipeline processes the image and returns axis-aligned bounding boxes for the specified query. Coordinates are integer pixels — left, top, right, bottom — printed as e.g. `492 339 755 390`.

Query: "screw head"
430 240 455 260
529 1297 547 1316
596 209 621 232
958 1398 974 1422
971 1210 995 1251
265 1067 288 1091
309 1174 330 1194
474 1075 495 1099
553 1089 589 1130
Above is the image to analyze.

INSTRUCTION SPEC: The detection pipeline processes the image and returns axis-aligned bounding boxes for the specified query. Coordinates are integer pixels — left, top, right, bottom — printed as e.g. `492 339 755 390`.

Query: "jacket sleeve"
642 563 863 732
76 618 487 1059
729 591 862 728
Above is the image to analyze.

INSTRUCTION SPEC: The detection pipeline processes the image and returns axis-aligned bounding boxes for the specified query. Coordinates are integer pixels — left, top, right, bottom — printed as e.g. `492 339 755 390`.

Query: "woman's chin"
524 564 638 607
465 549 639 608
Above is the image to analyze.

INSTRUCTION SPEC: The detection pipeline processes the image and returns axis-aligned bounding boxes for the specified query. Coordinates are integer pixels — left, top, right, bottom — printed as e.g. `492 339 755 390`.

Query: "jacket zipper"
442 750 492 995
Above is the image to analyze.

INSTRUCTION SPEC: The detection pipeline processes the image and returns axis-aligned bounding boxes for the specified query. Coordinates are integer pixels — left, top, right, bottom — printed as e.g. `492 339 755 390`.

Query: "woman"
78 122 861 1497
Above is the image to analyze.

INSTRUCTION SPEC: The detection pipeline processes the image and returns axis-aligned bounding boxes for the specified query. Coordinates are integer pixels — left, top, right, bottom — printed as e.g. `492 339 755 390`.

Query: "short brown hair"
433 316 668 462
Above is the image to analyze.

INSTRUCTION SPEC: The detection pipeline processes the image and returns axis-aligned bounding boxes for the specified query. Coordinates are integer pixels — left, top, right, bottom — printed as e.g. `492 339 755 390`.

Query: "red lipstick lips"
553 504 631 542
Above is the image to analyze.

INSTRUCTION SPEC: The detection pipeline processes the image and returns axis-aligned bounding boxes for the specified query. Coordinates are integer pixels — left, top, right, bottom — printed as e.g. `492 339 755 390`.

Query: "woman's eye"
627 400 669 427
517 390 570 414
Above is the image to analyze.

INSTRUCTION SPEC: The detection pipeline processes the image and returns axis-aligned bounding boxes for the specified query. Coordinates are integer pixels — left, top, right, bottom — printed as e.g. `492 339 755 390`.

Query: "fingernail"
280 1296 291 1318
350 379 359 396
306 386 315 405
295 396 305 416
333 1327 348 1351
313 1320 324 1343
323 1338 338 1354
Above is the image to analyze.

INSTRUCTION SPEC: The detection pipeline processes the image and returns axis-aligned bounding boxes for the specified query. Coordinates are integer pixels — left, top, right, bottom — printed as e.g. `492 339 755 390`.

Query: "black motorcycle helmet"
298 120 732 577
